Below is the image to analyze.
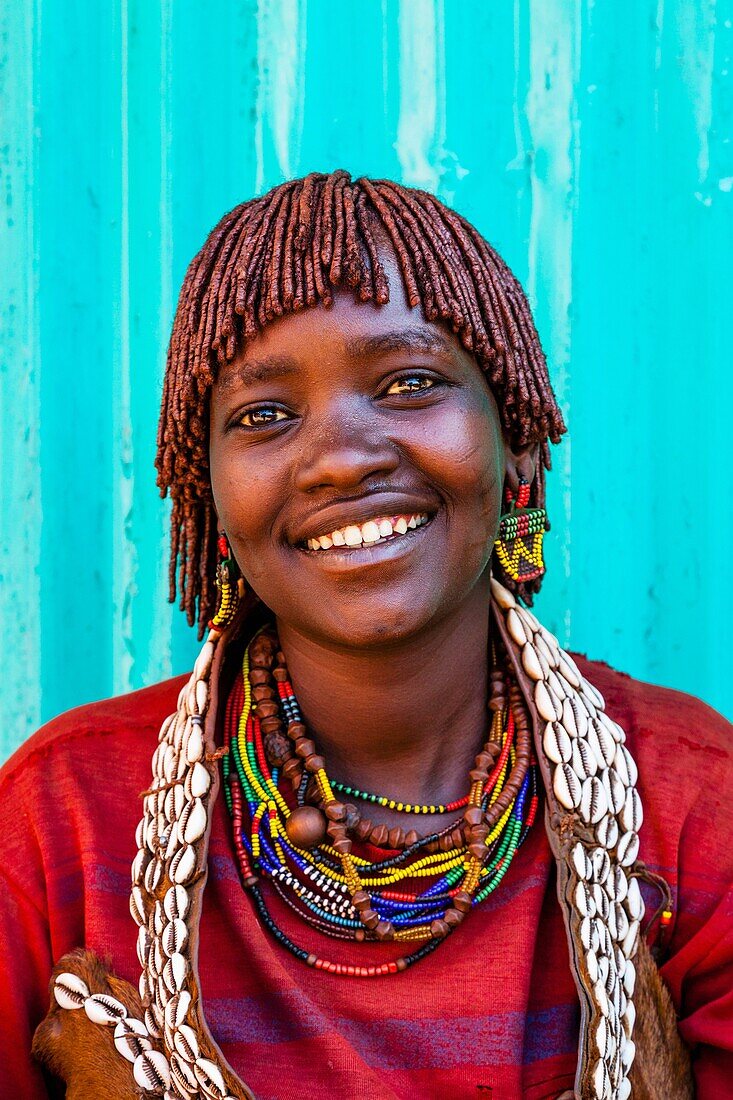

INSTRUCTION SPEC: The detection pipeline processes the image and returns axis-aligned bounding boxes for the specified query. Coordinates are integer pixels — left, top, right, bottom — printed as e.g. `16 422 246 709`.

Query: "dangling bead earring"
208 533 242 631
493 476 547 584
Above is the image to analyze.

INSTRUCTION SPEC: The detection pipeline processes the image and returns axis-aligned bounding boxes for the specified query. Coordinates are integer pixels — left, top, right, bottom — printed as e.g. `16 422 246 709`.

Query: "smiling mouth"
300 512 432 553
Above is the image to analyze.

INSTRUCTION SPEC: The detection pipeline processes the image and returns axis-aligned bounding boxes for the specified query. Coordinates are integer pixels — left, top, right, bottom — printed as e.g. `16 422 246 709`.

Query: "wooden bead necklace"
222 627 539 976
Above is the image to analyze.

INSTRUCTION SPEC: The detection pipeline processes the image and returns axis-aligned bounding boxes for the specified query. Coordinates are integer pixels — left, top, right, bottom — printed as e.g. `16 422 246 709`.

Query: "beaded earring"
208 533 242 631
493 476 547 584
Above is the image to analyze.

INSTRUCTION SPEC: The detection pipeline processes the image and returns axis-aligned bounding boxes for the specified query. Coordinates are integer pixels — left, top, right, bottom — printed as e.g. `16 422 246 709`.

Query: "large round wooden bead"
284 806 327 849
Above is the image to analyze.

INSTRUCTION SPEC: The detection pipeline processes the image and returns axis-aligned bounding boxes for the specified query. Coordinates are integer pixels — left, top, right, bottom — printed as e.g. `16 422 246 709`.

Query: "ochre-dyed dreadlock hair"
156 170 566 636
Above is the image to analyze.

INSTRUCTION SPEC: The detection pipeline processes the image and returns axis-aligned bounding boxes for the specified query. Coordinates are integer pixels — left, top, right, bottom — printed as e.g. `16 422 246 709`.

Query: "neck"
275 577 493 813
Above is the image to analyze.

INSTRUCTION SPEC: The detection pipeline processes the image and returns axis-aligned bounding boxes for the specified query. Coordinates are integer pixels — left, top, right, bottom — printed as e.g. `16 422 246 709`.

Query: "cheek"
209 446 287 576
408 401 504 528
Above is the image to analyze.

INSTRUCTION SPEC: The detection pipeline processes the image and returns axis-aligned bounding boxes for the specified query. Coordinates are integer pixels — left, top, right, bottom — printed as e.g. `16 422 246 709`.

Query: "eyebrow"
217 327 453 393
216 358 299 393
345 328 452 358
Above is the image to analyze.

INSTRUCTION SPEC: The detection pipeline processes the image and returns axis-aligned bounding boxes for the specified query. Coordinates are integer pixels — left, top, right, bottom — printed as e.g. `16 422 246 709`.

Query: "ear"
503 441 540 495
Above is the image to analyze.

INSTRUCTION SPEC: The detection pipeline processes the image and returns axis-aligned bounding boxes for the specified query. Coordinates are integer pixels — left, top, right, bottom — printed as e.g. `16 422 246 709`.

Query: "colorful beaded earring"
493 476 547 584
208 533 242 631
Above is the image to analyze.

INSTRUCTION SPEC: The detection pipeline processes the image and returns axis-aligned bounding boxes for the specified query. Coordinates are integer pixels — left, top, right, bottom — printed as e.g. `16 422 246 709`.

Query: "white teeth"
305 512 429 551
344 525 363 547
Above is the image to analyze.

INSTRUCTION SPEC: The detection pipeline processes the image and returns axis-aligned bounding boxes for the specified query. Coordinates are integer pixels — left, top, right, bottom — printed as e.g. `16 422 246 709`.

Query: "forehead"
215 280 468 395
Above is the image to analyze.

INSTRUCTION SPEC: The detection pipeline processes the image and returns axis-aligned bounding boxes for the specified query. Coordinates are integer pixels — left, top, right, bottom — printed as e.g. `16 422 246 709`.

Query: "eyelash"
232 372 444 431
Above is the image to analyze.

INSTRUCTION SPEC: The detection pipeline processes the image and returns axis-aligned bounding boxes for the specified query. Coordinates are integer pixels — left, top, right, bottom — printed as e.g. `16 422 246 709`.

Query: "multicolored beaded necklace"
222 627 539 976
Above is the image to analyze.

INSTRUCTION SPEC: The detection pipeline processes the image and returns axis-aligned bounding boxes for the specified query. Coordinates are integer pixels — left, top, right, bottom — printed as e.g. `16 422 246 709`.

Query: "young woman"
2 172 730 1099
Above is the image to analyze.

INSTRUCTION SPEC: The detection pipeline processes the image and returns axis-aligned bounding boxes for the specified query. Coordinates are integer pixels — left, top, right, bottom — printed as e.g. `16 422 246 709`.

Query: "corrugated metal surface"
2 0 731 762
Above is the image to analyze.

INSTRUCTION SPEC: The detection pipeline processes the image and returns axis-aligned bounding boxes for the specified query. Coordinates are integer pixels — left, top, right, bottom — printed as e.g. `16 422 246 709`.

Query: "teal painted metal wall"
2 0 731 763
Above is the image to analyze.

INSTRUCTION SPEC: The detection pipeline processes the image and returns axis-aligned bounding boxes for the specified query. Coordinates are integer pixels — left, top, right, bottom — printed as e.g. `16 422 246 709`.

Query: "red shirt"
0 654 731 1099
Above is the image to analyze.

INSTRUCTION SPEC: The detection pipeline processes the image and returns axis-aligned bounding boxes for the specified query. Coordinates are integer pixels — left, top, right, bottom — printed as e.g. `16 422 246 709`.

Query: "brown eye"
385 375 436 395
239 406 290 428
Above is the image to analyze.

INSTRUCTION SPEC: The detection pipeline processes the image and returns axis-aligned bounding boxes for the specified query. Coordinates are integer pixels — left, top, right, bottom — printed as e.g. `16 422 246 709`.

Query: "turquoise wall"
2 0 731 763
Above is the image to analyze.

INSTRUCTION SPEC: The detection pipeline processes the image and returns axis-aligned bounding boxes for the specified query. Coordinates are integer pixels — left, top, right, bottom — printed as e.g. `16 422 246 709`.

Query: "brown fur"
627 936 694 1099
32 949 144 1100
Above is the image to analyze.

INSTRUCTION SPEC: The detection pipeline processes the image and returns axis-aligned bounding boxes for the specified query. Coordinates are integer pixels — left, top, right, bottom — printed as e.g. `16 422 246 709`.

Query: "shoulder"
0 674 189 788
572 652 731 771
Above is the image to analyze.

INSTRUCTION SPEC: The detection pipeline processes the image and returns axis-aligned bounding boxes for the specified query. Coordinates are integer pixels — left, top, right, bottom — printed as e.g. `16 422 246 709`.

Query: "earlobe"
503 442 539 494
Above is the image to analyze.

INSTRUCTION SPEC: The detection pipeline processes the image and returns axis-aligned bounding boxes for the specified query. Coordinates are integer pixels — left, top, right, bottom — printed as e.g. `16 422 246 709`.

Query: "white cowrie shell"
557 651 582 689
576 915 594 950
553 763 582 809
580 776 608 825
623 959 636 996
546 668 567 703
581 676 604 709
84 993 127 1025
593 1059 611 1097
625 876 644 921
113 1018 151 1063
173 1022 200 1062
158 712 176 744
196 679 208 714
135 817 146 849
490 577 515 608
595 1016 609 1058
587 718 615 769
163 952 188 994
594 980 610 1017
575 880 595 917
144 857 163 894
181 798 207 845
534 630 559 670
536 680 561 722
614 743 638 787
136 925 150 968
622 919 640 959
171 844 197 885
193 640 215 682
53 972 90 1010
594 880 610 917
164 884 190 922
617 831 640 867
560 697 578 739
162 917 189 958
621 1038 636 1069
194 1057 228 1097
618 1077 632 1100
170 1050 198 1092
130 885 146 927
591 847 610 884
614 901 630 942
517 604 540 632
595 813 619 851
133 1048 171 1092
612 865 628 903
144 1005 163 1039
188 761 211 799
165 990 192 1030
185 723 205 765
572 842 591 880
601 766 626 814
543 721 572 764
572 738 598 780
521 643 544 681
586 948 599 984
621 788 643 833
506 611 528 642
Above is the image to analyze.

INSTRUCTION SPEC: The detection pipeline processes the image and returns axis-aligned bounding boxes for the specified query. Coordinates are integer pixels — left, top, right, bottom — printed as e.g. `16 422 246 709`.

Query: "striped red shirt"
0 654 731 1098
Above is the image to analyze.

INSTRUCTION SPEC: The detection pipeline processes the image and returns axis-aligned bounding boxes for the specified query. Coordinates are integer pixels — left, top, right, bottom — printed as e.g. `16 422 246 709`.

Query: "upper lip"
289 492 439 545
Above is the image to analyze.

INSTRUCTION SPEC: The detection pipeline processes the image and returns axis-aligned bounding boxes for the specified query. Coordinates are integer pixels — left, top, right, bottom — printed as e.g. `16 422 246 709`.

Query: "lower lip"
295 517 435 571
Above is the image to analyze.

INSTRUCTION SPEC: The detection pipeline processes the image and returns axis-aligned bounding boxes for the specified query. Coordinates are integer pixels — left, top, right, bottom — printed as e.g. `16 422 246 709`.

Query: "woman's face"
209 262 507 650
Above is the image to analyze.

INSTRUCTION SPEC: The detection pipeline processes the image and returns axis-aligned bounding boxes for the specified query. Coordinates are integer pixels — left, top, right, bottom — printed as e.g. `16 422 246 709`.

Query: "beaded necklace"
222 627 539 976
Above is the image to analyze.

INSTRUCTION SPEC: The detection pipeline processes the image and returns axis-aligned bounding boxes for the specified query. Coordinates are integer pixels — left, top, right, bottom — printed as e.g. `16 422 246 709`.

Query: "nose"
293 407 400 493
